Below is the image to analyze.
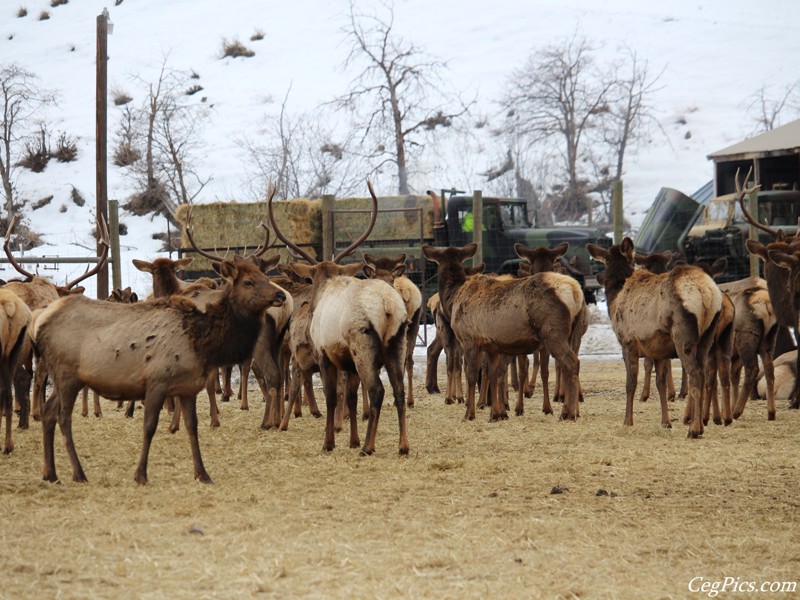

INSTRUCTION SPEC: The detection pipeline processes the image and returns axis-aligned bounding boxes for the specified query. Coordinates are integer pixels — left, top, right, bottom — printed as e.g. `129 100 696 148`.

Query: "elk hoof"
350 440 360 449
445 398 454 405
712 417 722 426
360 447 374 456
542 408 553 416
638 395 648 403
196 473 213 484
687 430 703 439
239 405 249 411
361 413 369 421
465 413 475 421
311 410 322 418
724 418 732 426
322 442 335 452
3 446 12 455
559 413 577 422
661 422 672 429
768 412 776 421
515 408 524 417
788 399 799 409
406 400 415 408
732 411 742 420
210 419 220 428
399 446 409 456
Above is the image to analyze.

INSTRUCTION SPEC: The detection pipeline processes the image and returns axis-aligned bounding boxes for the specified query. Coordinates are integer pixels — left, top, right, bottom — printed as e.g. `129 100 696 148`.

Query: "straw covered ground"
0 359 798 599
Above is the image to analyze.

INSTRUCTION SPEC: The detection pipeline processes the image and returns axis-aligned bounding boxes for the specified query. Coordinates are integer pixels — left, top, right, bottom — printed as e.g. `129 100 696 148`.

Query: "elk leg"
405 343 415 409
57 382 86 482
733 344 758 420
487 353 507 421
31 357 48 422
345 371 361 449
359 330 392 455
622 350 639 426
667 360 676 401
280 360 303 431
463 347 479 421
762 348 776 421
80 386 89 418
205 372 220 428
124 399 136 418
385 332 409 455
305 370 321 418
41 391 60 482
240 361 252 410
549 341 579 421
528 352 540 400
425 333 443 394
180 395 212 483
514 354 528 416
220 365 233 402
790 330 800 409
540 350 552 415
454 344 465 405
135 389 168 485
320 359 338 452
168 397 181 433
509 358 519 392
2 372 13 454
334 371 346 433
255 350 282 430
639 358 653 402
14 362 32 429
361 380 369 421
717 346 733 426
93 390 102 418
654 359 671 429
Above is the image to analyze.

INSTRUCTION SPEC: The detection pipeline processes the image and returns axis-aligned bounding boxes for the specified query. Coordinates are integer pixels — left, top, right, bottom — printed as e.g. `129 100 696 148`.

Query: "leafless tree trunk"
0 64 54 218
336 0 471 194
744 82 799 133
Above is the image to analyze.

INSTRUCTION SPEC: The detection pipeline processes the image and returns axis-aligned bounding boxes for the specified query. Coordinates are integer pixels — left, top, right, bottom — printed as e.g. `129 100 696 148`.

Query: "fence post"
95 8 111 299
321 194 335 261
109 199 121 291
472 190 483 267
748 186 760 278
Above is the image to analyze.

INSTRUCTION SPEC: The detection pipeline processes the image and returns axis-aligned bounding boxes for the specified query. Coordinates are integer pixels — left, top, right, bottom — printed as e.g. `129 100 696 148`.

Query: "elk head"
514 242 569 274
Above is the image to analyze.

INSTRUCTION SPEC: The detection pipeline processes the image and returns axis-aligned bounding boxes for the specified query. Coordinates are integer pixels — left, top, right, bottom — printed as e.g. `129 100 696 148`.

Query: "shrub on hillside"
221 38 255 59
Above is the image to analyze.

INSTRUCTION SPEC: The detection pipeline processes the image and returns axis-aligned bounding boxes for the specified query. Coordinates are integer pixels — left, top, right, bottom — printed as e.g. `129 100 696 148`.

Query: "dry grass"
0 359 798 599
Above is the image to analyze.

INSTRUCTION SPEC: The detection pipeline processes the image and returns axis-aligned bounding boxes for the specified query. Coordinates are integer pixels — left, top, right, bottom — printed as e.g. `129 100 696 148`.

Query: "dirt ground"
0 359 798 600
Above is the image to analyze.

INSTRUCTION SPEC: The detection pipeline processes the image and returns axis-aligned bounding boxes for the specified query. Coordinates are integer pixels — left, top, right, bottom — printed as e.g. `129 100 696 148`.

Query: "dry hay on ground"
0 359 798 599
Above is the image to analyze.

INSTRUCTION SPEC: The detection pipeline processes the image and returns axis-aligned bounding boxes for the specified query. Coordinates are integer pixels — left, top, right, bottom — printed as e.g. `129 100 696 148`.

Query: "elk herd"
0 171 798 485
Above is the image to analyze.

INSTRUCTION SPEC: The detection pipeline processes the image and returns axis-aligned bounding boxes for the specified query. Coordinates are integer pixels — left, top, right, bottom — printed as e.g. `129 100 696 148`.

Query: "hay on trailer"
173 194 434 273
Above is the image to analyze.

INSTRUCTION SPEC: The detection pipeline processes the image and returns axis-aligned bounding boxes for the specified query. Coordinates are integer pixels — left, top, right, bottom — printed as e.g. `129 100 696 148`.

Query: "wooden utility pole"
612 180 624 244
321 194 335 261
472 190 483 266
95 8 111 298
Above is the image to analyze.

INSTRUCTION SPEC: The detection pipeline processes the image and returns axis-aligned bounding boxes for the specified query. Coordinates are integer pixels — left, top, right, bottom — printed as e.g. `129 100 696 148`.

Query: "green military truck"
175 190 611 303
635 183 800 282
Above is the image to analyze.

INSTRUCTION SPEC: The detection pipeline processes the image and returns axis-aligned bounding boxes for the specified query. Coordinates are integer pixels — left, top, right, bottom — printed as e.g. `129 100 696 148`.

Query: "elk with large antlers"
736 167 800 410
32 254 287 484
3 214 110 427
270 182 409 455
587 238 722 437
422 243 585 422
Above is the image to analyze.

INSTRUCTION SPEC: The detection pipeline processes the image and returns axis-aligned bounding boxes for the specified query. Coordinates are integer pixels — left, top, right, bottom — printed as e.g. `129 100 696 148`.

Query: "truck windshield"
499 203 529 228
758 198 800 226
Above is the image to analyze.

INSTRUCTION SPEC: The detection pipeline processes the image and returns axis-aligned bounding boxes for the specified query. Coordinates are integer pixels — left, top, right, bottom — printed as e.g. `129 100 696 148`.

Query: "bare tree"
0 64 55 218
239 89 368 201
500 34 616 221
335 0 471 194
743 82 799 133
115 58 210 220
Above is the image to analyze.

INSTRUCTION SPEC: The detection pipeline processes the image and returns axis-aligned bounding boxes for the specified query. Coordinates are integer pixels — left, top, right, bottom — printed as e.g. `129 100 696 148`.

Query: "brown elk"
587 238 722 437
424 293 443 395
422 243 585 422
736 167 800 410
33 254 287 484
514 241 588 416
270 182 409 455
362 253 422 411
0 289 31 454
3 214 109 427
721 283 777 421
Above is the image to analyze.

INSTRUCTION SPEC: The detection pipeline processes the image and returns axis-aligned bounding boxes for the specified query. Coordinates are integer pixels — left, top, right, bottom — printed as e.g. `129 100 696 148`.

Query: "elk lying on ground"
758 350 797 400
422 243 585 422
736 167 800 410
363 253 422 412
32 255 287 484
0 290 31 454
270 181 410 455
588 237 722 437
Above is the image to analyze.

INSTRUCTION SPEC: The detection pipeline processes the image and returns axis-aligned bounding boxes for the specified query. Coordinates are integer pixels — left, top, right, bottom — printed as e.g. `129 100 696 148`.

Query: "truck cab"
438 195 611 302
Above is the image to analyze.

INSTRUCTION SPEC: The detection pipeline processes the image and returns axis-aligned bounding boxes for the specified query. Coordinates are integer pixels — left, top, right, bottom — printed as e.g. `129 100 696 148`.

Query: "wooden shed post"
321 194 335 261
472 190 483 266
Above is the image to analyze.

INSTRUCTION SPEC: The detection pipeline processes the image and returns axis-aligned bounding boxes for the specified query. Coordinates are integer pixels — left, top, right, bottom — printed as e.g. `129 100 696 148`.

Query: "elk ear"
363 253 377 265
289 262 314 281
132 259 153 273
392 256 407 278
175 257 193 270
620 237 635 261
514 243 530 261
257 254 281 274
709 257 728 277
215 260 239 282
586 243 608 263
745 239 769 261
130 292 139 303
362 262 376 279
342 263 363 278
461 243 478 261
421 245 440 263
767 250 798 271
552 241 569 259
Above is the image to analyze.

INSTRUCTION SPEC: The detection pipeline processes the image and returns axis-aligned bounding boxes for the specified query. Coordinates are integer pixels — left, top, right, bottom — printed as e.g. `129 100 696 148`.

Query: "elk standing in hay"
362 253 422 412
32 255 287 484
3 214 109 427
587 238 722 437
269 182 409 455
0 289 31 454
422 243 585 422
736 167 800 410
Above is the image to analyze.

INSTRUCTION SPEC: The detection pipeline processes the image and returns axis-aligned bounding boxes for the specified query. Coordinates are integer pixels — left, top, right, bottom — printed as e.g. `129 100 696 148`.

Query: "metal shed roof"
707 118 800 161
